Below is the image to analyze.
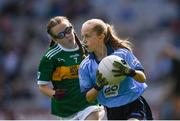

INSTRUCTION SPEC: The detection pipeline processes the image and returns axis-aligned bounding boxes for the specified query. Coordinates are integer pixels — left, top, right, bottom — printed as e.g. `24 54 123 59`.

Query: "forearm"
133 70 146 83
39 85 55 98
86 88 99 103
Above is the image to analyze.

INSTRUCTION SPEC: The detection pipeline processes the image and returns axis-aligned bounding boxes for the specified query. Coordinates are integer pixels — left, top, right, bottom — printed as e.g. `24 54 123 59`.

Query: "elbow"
139 76 146 83
134 70 146 83
139 73 146 83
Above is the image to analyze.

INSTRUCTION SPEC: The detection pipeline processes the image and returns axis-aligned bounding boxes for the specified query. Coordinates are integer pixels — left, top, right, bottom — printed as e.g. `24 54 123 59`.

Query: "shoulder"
39 45 60 62
114 48 131 54
113 48 130 57
43 44 63 60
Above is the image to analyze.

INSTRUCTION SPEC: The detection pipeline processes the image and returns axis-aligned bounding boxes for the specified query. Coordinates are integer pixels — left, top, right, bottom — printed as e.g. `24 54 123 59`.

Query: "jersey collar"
57 43 79 52
89 43 114 63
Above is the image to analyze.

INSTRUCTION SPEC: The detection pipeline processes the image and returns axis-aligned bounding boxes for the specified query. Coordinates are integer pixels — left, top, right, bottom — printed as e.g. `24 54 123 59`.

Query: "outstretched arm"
39 84 67 100
39 84 55 98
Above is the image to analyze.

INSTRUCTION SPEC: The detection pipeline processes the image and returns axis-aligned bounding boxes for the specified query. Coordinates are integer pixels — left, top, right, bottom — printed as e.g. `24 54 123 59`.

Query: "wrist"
128 69 136 77
94 84 103 91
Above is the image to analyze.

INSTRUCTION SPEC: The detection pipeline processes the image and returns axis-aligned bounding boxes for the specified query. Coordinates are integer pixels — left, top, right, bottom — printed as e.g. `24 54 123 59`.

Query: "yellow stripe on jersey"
52 65 79 81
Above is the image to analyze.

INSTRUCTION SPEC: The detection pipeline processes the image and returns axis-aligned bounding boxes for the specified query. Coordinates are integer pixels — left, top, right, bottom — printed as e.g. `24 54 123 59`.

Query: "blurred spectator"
160 13 180 118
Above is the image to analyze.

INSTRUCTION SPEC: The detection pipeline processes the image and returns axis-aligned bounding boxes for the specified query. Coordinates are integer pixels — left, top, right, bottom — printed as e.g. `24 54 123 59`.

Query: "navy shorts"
105 96 153 120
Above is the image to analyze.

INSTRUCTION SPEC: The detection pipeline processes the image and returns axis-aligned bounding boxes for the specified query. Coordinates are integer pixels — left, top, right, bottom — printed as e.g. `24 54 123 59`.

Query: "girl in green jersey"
37 16 104 120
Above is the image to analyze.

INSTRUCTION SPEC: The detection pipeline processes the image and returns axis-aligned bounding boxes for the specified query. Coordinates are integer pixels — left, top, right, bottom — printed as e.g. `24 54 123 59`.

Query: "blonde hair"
83 19 132 51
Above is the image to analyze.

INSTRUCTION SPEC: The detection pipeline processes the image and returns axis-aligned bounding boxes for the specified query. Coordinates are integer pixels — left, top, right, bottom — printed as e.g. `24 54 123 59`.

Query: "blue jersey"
79 47 147 108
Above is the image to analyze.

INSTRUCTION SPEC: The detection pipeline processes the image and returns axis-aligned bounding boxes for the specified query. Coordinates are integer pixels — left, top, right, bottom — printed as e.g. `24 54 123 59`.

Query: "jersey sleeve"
78 64 93 93
114 49 144 71
125 51 144 71
37 56 55 84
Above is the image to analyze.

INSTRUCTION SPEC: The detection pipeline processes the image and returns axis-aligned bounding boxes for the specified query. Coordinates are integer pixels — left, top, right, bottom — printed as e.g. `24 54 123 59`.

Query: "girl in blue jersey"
79 18 153 120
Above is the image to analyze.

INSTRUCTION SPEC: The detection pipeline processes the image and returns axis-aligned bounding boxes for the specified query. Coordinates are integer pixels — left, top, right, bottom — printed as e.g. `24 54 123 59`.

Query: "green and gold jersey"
37 43 96 117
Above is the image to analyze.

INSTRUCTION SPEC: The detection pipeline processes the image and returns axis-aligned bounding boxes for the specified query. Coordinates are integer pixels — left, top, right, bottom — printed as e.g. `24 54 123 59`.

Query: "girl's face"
81 23 102 52
51 21 75 46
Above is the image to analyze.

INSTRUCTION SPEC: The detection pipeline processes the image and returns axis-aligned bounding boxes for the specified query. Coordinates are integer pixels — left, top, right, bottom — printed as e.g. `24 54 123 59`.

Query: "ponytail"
74 32 87 59
106 24 132 52
49 40 55 47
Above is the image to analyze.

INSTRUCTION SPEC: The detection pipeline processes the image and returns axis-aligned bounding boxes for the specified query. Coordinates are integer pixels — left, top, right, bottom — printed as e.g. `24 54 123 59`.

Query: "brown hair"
46 16 87 58
84 19 132 51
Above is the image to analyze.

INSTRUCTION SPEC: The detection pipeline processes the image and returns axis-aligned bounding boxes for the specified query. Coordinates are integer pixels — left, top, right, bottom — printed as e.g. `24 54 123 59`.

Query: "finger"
99 74 103 81
102 77 106 81
99 78 105 84
113 61 123 68
112 69 122 73
96 70 99 77
113 61 120 66
124 68 130 74
103 78 108 85
113 74 124 77
96 72 101 80
105 81 109 85
97 71 102 77
99 80 103 83
102 78 108 85
96 70 99 75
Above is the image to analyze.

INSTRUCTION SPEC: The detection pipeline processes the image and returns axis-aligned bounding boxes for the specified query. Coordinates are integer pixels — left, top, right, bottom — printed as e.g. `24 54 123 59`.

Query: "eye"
57 32 65 39
65 26 72 34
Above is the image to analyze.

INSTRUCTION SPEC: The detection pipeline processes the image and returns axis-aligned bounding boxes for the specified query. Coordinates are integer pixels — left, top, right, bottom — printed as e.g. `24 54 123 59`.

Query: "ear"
48 35 56 42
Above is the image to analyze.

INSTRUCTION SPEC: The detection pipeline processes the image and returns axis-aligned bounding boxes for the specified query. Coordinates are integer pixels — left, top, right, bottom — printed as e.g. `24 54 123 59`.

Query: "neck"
58 39 77 49
94 44 107 61
63 42 77 49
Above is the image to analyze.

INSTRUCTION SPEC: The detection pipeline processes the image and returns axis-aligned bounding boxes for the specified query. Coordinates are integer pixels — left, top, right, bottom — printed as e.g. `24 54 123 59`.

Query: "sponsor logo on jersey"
57 58 65 62
70 54 80 58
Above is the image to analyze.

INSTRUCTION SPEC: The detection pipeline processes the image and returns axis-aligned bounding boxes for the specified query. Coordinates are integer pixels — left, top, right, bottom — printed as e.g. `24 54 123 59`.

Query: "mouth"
67 36 73 41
